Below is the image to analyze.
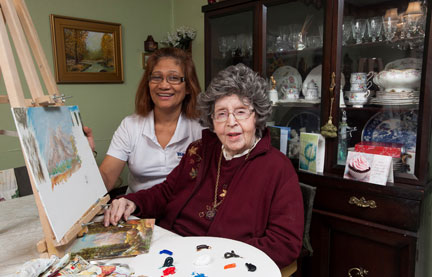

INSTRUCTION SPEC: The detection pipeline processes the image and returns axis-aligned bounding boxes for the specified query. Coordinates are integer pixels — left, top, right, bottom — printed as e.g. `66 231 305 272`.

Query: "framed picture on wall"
50 14 123 83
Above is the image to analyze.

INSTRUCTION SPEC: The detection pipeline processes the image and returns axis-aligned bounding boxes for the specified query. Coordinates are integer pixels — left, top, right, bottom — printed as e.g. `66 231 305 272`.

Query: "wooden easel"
0 0 109 257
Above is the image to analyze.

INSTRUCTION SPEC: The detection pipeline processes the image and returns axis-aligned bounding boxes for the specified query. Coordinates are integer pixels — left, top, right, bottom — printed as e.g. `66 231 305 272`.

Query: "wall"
172 0 207 90
0 0 207 174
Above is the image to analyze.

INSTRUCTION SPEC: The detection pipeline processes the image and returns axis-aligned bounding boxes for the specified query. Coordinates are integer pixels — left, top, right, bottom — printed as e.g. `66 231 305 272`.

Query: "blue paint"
192 272 207 277
159 249 173 255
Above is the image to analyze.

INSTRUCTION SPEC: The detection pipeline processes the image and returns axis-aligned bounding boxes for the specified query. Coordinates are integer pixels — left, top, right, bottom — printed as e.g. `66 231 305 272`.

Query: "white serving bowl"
373 69 421 92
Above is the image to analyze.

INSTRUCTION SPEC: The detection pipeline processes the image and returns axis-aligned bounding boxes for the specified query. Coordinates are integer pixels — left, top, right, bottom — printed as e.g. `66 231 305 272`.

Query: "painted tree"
64 28 89 64
101 33 114 66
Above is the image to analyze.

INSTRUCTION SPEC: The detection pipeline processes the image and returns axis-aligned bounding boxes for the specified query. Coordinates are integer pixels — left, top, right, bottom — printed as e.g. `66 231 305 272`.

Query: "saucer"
346 99 368 108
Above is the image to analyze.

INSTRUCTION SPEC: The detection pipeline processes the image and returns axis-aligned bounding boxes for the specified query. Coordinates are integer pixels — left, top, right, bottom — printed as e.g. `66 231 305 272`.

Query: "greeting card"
343 151 393 186
299 132 325 174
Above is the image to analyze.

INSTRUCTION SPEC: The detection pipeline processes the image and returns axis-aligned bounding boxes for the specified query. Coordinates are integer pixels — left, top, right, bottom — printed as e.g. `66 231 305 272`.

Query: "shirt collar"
222 137 261 161
142 110 189 146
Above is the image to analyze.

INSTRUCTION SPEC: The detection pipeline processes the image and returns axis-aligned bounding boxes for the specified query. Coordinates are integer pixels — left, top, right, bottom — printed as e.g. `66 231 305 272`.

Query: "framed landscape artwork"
50 15 123 83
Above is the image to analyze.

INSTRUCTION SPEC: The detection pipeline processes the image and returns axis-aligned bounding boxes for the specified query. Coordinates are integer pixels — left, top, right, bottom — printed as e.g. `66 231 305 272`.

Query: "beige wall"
172 0 207 90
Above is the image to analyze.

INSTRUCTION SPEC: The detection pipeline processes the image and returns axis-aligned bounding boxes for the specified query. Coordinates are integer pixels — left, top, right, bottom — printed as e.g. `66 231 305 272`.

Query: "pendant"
205 207 217 220
199 205 216 220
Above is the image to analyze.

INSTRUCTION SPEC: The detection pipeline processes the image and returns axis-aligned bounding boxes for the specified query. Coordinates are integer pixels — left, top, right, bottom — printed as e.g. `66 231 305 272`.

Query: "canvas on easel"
0 0 109 256
12 105 107 241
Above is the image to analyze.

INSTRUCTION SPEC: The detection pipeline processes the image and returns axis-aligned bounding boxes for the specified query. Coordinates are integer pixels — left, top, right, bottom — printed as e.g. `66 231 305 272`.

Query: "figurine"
268 76 278 104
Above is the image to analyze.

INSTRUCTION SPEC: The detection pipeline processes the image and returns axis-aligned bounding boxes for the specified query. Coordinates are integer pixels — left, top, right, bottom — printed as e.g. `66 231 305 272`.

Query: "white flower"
162 26 197 48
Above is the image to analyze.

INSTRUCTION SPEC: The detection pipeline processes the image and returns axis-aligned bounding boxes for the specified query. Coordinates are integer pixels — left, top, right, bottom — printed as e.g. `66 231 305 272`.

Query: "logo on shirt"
177 152 185 159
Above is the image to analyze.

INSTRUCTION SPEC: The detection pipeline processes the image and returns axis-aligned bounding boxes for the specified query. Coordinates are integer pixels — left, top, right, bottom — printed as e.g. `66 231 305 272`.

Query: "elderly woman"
104 63 304 268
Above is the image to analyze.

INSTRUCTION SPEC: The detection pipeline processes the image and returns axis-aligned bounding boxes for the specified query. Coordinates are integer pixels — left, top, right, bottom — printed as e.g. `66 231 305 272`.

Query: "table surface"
0 196 281 277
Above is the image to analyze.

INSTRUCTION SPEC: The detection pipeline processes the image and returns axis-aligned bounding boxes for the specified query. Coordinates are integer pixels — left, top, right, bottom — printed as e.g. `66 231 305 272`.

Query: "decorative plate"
273 65 302 93
361 110 418 151
384 58 422 70
301 64 345 99
286 111 321 133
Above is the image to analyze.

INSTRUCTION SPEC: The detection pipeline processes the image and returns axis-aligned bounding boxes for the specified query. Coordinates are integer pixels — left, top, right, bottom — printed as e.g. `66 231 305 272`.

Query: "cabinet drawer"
314 186 420 231
306 210 417 277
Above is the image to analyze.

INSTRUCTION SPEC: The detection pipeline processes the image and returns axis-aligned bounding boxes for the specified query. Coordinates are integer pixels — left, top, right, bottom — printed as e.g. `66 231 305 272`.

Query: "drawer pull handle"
349 196 377 208
348 267 369 277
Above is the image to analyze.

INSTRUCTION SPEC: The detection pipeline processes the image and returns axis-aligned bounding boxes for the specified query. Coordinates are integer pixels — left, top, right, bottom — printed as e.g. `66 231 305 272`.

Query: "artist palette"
107 235 281 276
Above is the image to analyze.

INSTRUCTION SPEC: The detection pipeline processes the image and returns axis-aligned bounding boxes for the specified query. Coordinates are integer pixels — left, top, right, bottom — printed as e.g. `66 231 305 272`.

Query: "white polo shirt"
107 111 204 193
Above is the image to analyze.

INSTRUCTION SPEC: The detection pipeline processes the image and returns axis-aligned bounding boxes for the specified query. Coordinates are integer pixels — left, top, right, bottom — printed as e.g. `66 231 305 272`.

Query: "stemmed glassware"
382 16 398 42
405 14 421 37
342 22 351 45
351 19 367 44
367 17 382 42
341 17 353 45
218 37 228 58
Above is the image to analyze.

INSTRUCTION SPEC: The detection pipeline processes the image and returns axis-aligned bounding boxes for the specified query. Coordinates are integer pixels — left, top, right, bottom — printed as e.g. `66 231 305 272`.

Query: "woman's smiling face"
213 94 256 157
149 57 188 113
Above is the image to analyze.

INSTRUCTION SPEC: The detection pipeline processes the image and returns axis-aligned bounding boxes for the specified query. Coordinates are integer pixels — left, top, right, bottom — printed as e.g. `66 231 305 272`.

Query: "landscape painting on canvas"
12 106 107 241
69 219 155 260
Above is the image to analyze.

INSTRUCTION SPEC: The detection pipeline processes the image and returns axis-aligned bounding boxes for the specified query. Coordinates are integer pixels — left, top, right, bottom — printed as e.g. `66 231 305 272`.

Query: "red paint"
224 263 236 269
161 266 176 276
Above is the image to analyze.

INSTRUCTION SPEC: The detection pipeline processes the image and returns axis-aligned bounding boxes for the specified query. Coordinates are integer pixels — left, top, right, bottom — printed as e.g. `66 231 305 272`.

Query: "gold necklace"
199 147 252 220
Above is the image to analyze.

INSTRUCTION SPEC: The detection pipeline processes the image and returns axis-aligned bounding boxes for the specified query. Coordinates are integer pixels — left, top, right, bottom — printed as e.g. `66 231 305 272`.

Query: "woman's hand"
104 198 136 227
83 126 95 152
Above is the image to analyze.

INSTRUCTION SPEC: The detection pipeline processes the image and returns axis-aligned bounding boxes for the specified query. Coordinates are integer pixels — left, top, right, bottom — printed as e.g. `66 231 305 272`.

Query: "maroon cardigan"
124 128 304 268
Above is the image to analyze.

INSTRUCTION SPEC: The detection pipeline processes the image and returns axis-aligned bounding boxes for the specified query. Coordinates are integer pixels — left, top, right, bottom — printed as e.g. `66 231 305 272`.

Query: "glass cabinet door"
205 5 256 86
265 0 326 165
337 0 427 181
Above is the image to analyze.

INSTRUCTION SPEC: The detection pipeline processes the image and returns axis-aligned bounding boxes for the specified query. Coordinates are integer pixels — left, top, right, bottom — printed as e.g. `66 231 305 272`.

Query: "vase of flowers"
162 26 197 51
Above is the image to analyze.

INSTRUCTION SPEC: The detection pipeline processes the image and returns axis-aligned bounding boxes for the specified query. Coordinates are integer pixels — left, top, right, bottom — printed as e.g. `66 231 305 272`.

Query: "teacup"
346 90 370 107
350 72 374 83
350 81 372 92
346 90 370 101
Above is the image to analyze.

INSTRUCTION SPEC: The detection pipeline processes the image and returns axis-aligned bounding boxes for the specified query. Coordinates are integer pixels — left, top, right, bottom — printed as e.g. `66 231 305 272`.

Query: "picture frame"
50 15 123 83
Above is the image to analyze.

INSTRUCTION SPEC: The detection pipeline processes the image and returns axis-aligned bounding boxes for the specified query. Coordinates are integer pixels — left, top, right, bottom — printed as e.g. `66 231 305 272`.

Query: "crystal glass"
400 14 408 39
342 22 351 45
218 37 228 58
418 14 426 36
275 35 285 53
306 35 321 48
406 14 421 37
382 17 398 41
351 19 367 44
226 35 238 57
318 24 324 46
287 24 302 50
367 17 382 42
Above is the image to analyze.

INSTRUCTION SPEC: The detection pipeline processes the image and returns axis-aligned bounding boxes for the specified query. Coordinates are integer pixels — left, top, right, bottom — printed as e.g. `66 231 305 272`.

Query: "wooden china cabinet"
203 0 432 276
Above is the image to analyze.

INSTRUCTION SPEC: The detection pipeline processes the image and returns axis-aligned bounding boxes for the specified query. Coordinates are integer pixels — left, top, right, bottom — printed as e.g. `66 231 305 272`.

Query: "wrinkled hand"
83 126 95 152
104 198 137 227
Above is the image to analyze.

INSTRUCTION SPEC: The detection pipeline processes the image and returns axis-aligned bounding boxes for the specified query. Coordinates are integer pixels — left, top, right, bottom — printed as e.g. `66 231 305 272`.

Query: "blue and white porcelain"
361 110 418 151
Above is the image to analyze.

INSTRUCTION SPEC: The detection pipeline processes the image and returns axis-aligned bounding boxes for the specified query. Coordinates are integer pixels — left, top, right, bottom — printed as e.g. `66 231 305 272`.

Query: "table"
0 196 281 276
0 195 41 276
